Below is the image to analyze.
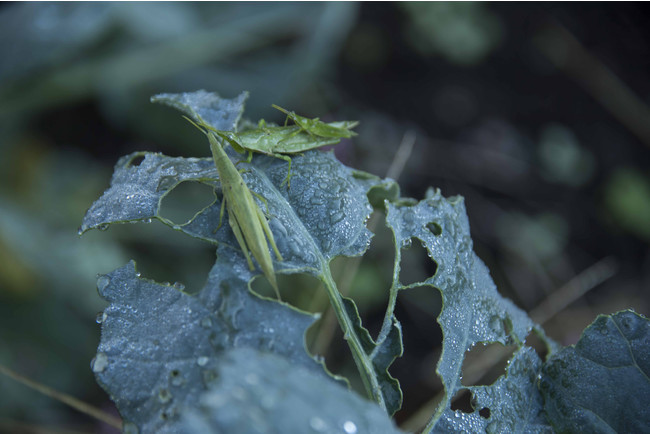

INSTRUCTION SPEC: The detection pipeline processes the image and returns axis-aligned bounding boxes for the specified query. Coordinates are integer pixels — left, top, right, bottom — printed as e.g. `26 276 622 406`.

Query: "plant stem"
319 263 387 412
0 363 122 430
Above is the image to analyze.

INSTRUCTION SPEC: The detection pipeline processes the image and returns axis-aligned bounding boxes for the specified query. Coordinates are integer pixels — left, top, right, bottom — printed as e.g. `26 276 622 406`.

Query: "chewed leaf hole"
461 342 516 387
426 221 442 236
159 181 216 225
393 285 443 425
399 237 437 286
479 407 491 418
128 154 146 167
450 388 474 413
525 329 549 361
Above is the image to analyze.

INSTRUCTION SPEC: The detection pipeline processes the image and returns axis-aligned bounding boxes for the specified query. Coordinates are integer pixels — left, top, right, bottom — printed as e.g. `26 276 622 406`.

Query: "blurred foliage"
537 123 596 187
603 168 650 241
400 2 503 65
0 2 648 432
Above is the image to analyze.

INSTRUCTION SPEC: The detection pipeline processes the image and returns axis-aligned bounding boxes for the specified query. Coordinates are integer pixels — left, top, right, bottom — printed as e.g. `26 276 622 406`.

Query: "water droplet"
260 394 275 410
202 369 218 385
309 416 327 432
231 386 247 401
97 223 109 231
204 391 227 408
245 373 260 385
343 420 357 433
172 281 185 290
96 275 111 292
91 352 108 373
486 421 499 434
310 195 326 206
158 388 172 403
172 225 181 231
197 356 209 366
135 271 142 277
330 211 345 224
454 410 461 418
77 226 83 236
488 315 503 335
122 422 139 434
200 317 213 328
143 218 153 224
95 312 107 324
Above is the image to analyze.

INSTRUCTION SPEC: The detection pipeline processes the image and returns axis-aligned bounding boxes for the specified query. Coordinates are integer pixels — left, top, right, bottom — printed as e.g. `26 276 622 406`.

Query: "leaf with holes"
434 347 552 433
84 90 650 434
383 189 557 431
82 91 404 429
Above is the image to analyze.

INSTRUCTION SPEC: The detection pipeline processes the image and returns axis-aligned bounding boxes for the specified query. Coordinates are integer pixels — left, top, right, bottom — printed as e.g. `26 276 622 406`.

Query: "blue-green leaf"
93 258 327 432
384 189 555 430
540 310 650 433
150 90 248 131
181 347 402 434
435 347 552 433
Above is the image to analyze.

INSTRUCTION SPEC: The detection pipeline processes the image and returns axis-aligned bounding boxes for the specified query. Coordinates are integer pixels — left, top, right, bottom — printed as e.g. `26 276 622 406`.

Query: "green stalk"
319 262 387 412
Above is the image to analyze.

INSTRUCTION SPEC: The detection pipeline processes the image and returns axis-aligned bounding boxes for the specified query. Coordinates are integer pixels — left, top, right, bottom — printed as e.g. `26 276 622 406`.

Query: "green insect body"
188 118 283 299
271 104 359 139
200 106 358 187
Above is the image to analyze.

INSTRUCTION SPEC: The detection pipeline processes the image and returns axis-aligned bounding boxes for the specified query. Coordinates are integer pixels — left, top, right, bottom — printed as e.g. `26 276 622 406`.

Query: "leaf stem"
319 263 387 412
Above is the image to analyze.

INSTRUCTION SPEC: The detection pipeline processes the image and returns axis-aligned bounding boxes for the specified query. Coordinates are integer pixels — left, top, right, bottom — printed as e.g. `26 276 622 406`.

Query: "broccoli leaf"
434 347 552 433
181 347 402 434
84 91 404 428
540 310 650 433
384 189 555 431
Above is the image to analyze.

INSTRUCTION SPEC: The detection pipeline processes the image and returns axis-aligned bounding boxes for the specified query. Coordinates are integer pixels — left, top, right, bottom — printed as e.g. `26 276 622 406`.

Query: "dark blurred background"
0 2 648 432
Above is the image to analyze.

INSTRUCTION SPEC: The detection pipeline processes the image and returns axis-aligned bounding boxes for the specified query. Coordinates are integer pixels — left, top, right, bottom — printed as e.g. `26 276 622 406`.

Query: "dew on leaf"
245 372 260 385
309 416 327 432
122 422 139 434
343 420 358 433
231 386 248 401
330 210 345 225
96 275 111 292
91 352 109 373
197 356 209 366
200 317 213 328
95 312 107 324
488 315 504 335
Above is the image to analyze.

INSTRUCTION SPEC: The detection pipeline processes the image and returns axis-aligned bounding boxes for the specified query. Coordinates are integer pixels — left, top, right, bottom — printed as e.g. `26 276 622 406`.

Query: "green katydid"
185 117 283 299
271 104 358 139
201 105 358 187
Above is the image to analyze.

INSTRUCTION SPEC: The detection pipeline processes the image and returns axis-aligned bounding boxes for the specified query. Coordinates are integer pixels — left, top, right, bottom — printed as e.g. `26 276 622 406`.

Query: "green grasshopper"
203 105 358 187
186 117 283 299
271 104 358 139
